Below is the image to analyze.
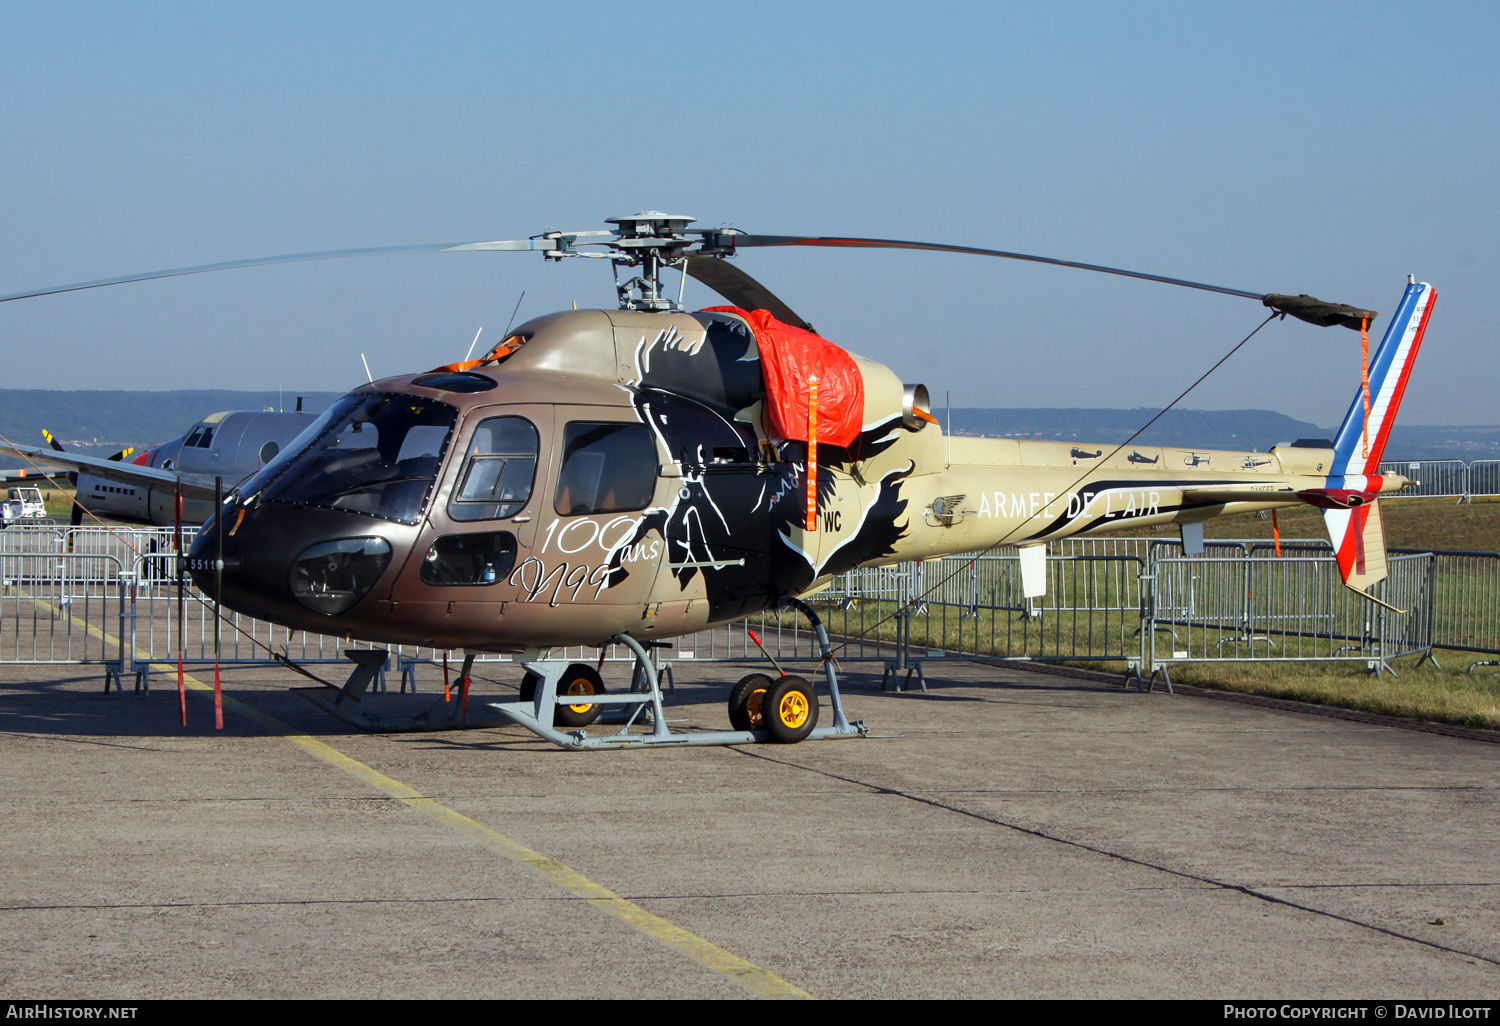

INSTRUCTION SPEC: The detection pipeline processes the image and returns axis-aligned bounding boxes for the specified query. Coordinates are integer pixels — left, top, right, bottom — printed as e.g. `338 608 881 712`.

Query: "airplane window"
419 532 518 586
194 428 215 449
258 441 279 464
259 393 457 525
184 428 204 448
450 417 538 522
554 422 655 516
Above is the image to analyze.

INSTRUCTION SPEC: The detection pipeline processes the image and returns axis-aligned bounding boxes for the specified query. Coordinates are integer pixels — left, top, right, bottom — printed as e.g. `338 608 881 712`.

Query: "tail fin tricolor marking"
1330 281 1436 479
1321 282 1435 593
1324 501 1389 593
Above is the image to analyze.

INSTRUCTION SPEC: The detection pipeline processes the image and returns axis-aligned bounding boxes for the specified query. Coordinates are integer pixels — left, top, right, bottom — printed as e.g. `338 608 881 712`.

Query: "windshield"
257 393 457 524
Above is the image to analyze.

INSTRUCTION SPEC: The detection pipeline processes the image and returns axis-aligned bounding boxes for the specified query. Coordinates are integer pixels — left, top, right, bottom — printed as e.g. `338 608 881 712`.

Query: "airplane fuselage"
77 410 317 525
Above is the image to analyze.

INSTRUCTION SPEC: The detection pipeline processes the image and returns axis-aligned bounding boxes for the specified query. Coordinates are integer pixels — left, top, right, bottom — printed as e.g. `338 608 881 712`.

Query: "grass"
41 484 75 519
1158 656 1500 732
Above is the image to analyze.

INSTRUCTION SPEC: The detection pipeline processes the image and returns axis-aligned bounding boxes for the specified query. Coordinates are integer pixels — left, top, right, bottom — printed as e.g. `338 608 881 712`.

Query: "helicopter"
0 213 1434 748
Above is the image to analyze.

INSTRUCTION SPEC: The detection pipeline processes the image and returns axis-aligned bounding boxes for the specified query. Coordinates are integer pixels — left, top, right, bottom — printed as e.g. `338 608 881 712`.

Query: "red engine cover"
702 307 865 448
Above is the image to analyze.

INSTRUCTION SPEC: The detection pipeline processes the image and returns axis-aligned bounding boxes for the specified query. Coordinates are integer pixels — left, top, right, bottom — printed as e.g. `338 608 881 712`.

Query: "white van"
6 487 47 518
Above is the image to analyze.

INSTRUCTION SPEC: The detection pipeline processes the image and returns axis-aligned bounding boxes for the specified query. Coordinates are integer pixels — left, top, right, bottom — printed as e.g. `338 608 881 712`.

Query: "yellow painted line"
22 593 813 1000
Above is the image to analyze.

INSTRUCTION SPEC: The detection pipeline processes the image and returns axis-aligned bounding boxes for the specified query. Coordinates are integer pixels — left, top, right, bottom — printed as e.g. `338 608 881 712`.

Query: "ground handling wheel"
519 665 607 727
554 663 607 728
763 674 818 743
728 672 773 731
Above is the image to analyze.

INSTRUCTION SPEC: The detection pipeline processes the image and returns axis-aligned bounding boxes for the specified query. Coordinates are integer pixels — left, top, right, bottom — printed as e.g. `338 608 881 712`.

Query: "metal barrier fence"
0 525 196 568
1408 550 1500 655
1469 461 1500 498
1376 459 1500 501
4 524 1500 687
1146 551 1433 670
882 551 1148 667
0 552 127 666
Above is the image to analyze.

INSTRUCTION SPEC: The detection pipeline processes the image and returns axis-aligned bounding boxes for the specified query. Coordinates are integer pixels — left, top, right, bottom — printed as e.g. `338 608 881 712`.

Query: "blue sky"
2 2 1496 425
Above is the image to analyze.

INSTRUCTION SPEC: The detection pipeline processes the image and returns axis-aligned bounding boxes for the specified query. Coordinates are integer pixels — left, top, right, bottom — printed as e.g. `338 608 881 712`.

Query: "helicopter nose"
186 508 238 601
188 498 407 631
285 536 394 614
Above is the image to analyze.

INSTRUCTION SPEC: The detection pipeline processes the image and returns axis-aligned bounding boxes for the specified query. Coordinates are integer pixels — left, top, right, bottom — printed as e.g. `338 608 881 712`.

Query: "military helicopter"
1 213 1434 748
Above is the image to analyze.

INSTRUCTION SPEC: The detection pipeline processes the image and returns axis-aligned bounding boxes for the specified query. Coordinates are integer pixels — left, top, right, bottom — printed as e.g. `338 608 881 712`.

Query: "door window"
554 422 656 516
449 416 539 522
419 532 517 586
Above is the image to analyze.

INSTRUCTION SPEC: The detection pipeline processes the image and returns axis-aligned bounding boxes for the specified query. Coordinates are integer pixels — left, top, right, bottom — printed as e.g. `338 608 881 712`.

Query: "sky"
1 1 1496 426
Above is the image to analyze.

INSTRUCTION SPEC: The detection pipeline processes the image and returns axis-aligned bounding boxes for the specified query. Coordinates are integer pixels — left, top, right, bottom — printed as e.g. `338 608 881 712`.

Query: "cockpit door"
519 406 666 614
386 404 555 636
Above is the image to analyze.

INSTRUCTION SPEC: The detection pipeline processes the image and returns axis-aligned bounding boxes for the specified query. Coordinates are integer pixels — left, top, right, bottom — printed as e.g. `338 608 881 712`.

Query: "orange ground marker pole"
175 485 186 727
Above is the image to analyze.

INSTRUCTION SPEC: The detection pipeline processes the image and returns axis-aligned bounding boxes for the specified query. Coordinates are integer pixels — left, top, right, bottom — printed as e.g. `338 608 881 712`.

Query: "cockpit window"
256 393 457 525
554 422 656 516
184 426 214 449
449 416 539 521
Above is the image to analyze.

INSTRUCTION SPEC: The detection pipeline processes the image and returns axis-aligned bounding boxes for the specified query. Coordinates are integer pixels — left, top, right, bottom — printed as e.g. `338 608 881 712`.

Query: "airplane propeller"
0 214 1376 330
41 429 135 527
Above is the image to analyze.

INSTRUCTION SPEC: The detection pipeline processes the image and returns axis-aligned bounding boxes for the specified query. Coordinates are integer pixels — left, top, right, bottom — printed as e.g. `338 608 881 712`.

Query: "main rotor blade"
0 238 559 304
684 257 814 331
726 234 1264 299
724 233 1379 329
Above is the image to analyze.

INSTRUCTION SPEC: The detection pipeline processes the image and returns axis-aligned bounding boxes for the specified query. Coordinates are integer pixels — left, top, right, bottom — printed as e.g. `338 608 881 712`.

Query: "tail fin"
1329 280 1436 478
1321 281 1436 594
1325 500 1389 592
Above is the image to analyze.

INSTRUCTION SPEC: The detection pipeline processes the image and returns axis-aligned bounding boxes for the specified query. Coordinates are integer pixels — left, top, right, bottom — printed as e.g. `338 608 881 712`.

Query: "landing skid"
292 601 872 748
293 649 507 732
492 600 869 751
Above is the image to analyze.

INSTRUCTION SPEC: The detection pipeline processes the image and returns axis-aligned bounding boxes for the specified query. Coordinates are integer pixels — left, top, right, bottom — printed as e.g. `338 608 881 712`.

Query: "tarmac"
0 655 1497 1000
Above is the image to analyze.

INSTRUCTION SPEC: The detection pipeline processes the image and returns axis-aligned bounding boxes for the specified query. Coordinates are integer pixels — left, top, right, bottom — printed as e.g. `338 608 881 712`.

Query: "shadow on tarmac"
0 660 1119 743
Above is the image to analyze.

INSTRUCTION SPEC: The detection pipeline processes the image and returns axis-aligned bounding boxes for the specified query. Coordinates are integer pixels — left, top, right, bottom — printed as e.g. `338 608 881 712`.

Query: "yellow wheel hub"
565 678 596 714
777 691 810 729
746 689 766 727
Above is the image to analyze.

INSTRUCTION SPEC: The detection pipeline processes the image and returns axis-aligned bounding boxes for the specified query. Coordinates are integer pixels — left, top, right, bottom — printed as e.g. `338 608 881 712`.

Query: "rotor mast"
601 212 698 312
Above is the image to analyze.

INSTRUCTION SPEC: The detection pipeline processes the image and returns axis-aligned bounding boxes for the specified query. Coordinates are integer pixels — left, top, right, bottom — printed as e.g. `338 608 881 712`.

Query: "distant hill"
0 391 1494 469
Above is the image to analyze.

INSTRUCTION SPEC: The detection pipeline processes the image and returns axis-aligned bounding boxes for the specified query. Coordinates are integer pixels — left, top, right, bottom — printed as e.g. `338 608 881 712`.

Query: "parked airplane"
34 409 318 525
